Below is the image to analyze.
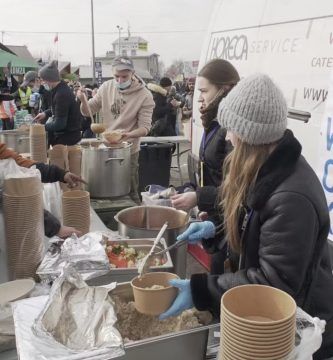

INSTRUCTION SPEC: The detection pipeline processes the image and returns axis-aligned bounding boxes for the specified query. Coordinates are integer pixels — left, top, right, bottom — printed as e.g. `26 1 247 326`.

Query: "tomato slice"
108 252 128 268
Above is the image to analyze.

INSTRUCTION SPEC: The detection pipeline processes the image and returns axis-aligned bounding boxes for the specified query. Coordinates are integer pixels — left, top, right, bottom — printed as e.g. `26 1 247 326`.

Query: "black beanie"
159 77 172 88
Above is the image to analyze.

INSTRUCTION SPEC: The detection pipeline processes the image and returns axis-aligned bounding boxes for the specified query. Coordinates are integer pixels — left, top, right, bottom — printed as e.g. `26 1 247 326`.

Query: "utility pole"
91 0 96 83
116 25 123 55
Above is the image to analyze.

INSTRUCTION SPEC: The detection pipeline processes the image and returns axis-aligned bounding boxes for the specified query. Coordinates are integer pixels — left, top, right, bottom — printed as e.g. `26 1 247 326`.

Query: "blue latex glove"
159 279 193 320
177 221 215 244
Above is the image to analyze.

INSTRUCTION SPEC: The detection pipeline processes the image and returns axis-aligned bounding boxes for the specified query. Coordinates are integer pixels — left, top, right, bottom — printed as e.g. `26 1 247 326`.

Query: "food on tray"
106 242 166 268
103 130 123 144
112 296 212 342
146 285 165 290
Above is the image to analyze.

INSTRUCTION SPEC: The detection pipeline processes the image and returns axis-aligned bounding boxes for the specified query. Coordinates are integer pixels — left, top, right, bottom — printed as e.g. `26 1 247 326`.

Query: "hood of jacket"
147 83 167 96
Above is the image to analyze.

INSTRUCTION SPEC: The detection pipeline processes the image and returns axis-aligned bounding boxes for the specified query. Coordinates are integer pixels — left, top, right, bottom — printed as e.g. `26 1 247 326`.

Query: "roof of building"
6 45 37 63
79 64 153 80
111 36 147 45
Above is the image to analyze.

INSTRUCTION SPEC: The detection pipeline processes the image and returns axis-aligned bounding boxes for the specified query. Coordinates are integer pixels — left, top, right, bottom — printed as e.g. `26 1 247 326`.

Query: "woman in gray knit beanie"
160 73 333 359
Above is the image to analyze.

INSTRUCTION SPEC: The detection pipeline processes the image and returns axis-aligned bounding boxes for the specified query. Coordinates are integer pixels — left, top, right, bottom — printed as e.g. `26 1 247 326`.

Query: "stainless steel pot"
0 130 30 154
115 205 188 277
81 141 132 198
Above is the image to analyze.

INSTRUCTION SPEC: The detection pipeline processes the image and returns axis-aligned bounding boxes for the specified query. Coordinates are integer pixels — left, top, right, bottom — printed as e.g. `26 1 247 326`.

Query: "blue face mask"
116 79 132 90
43 83 51 91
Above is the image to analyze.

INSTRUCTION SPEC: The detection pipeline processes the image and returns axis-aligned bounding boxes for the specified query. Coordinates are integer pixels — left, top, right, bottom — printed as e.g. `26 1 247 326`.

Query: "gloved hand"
159 279 193 320
177 221 215 244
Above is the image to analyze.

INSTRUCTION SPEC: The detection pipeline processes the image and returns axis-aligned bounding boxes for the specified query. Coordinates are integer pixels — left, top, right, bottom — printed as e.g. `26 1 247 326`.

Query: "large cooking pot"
115 205 188 277
81 141 132 198
0 130 30 154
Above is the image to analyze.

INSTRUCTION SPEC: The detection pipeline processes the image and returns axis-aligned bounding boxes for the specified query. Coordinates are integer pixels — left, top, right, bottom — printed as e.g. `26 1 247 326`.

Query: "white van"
192 0 333 241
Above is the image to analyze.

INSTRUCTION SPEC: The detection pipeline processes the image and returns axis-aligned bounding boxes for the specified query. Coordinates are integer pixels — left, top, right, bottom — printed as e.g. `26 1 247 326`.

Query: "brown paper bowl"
221 285 296 326
131 272 179 315
91 123 106 134
3 177 42 197
102 130 123 144
30 124 45 135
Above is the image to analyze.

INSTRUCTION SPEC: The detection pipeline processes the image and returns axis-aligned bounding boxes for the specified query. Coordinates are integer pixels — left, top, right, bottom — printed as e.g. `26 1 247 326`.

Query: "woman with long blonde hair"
160 74 333 359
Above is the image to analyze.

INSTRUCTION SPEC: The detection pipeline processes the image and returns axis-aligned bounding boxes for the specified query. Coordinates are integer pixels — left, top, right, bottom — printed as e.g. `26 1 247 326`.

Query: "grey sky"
1 0 216 67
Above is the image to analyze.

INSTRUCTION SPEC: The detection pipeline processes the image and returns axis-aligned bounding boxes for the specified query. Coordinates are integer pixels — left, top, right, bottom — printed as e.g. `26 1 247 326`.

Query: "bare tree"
165 59 184 80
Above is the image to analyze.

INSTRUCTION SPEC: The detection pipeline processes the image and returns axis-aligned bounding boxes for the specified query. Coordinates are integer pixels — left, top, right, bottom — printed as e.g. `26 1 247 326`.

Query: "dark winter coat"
44 81 81 145
35 163 67 237
147 83 176 136
191 130 333 359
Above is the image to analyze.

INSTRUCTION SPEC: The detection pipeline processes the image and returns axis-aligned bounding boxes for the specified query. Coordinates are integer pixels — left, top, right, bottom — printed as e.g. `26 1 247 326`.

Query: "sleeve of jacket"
45 91 70 132
44 209 61 237
35 163 67 183
191 192 319 314
196 185 218 213
137 91 155 133
83 85 103 116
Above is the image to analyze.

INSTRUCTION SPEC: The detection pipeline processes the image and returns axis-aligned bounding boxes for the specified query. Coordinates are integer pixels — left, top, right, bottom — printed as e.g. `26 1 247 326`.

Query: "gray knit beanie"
38 60 60 82
218 73 287 145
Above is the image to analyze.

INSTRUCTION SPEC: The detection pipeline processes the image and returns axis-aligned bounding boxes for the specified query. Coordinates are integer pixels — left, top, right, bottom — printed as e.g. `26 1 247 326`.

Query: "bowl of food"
103 130 123 144
131 272 179 316
91 123 106 135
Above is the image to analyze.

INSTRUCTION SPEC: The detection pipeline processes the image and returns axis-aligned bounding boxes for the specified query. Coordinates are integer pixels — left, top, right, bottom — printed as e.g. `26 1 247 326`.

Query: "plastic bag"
287 307 326 360
141 184 177 207
43 182 62 221
0 158 40 190
0 303 15 352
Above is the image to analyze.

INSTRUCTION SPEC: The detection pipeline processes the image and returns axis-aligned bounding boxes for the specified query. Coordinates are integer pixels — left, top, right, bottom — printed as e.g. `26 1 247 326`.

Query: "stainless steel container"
86 238 173 285
0 130 30 154
81 141 132 198
115 206 188 278
109 282 219 360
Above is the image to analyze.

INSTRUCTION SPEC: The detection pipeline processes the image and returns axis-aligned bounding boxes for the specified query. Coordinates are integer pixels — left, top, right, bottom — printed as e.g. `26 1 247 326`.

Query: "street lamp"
116 25 123 55
91 0 96 83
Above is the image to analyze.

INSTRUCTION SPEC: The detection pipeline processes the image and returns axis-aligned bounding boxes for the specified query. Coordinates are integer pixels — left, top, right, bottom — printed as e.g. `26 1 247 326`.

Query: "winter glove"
177 221 216 244
159 279 193 320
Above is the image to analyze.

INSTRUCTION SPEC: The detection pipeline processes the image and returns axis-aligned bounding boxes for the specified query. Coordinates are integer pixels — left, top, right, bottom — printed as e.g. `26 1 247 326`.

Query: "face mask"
43 83 51 91
116 79 132 90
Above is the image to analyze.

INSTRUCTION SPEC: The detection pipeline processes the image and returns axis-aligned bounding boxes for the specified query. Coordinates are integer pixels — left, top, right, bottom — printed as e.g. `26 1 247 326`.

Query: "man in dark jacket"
34 61 81 146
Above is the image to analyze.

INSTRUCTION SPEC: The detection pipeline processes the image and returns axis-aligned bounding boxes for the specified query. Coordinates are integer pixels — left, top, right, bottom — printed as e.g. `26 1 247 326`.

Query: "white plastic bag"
0 159 41 189
43 182 62 221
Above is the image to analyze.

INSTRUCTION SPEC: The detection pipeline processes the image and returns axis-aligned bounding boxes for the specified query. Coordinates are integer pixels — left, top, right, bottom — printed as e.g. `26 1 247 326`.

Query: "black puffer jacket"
44 81 81 145
191 130 333 359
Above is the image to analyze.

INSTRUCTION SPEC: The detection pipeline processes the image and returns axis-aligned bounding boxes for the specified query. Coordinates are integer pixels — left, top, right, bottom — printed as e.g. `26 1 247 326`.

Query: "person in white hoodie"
78 56 154 203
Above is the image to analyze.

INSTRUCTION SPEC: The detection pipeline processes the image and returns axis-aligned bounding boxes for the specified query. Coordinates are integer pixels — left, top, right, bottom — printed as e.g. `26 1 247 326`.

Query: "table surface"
141 136 190 144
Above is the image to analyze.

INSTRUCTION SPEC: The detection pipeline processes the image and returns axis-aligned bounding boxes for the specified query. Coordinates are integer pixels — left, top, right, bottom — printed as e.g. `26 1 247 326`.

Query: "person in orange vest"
0 89 16 130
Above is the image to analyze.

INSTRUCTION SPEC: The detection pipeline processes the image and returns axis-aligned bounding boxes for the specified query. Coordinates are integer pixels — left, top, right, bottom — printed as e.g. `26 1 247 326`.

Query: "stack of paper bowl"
220 284 296 360
3 176 44 280
67 145 82 189
29 124 47 163
48 144 69 191
62 190 90 235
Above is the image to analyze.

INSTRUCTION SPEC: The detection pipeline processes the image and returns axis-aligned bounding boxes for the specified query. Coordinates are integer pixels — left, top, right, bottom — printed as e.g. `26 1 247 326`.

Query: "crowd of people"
0 55 333 359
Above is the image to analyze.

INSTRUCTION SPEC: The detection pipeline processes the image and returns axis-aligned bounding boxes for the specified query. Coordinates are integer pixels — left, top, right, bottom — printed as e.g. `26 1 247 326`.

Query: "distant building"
111 36 148 57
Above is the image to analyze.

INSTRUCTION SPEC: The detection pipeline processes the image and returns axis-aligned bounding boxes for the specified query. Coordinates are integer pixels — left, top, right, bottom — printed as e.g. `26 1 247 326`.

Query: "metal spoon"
137 221 168 277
